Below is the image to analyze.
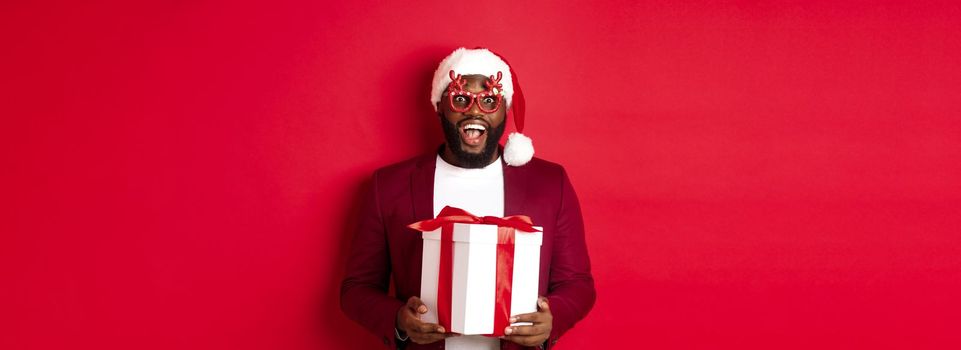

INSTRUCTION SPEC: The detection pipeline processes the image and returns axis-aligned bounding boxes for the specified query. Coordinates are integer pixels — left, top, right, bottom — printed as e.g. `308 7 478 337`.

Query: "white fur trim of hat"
430 48 513 111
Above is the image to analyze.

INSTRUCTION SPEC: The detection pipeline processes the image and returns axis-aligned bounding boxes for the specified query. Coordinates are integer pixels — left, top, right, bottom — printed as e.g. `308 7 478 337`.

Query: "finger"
510 297 552 323
416 322 445 334
406 296 428 314
504 324 546 337
509 311 542 324
410 327 457 344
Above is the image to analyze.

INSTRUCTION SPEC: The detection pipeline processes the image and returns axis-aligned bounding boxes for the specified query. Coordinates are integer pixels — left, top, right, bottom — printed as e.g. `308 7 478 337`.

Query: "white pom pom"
504 132 534 166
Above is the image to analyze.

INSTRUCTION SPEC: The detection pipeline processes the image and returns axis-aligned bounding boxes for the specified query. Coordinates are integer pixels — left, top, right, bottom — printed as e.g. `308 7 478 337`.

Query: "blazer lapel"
411 154 436 221
502 158 528 217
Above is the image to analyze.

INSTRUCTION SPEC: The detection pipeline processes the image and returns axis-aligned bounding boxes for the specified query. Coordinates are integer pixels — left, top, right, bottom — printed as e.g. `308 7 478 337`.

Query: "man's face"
438 74 507 168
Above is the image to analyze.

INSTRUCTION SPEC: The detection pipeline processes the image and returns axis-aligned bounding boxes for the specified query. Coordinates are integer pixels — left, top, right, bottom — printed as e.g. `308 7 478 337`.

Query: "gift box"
409 206 543 336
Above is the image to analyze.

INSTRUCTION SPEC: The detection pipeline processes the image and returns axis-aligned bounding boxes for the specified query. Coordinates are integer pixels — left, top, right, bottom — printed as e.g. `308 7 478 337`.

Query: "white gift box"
419 223 543 335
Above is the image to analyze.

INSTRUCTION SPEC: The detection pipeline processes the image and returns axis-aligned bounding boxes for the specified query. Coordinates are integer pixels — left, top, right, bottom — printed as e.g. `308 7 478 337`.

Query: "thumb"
407 296 429 314
537 296 550 311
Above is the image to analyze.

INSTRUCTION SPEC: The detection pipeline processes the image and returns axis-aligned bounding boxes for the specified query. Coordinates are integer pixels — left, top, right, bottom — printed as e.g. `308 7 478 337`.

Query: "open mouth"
459 121 488 147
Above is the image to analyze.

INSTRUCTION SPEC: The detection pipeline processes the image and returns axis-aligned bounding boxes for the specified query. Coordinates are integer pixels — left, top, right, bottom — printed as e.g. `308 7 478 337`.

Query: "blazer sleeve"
340 171 405 349
544 168 596 348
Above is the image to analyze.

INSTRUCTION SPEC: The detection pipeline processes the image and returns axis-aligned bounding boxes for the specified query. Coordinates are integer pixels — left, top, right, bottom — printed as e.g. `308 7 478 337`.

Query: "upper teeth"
464 124 486 131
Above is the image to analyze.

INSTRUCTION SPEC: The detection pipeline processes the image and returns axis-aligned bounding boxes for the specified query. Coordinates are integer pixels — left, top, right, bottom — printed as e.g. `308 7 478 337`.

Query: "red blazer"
341 152 595 349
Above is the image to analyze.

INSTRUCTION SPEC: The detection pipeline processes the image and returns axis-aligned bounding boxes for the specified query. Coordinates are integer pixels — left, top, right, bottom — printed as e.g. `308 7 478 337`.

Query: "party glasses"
446 70 504 113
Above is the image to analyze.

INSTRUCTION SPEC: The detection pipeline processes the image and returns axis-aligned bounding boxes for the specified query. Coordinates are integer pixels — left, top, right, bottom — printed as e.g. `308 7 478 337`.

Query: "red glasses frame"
445 70 504 113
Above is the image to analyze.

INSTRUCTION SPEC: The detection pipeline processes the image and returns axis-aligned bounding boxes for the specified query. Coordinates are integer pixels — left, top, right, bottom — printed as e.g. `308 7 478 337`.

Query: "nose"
465 97 485 117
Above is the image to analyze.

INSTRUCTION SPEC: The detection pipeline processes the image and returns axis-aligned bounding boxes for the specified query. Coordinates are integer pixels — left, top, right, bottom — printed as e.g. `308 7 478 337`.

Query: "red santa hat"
431 47 533 166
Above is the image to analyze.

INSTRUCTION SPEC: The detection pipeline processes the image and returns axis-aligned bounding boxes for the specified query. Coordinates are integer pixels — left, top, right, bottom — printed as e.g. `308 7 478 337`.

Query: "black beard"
440 115 506 169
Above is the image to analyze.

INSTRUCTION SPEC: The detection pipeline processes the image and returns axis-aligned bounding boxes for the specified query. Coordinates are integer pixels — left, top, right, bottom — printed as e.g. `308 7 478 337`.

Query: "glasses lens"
477 95 501 113
450 94 472 112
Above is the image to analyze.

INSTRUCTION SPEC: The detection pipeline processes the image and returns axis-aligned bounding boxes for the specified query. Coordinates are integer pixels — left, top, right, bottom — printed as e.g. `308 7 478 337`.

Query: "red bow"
408 206 540 234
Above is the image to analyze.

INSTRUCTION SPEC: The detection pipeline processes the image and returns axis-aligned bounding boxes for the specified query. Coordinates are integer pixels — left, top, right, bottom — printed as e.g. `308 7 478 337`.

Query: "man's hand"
502 296 553 347
396 296 453 344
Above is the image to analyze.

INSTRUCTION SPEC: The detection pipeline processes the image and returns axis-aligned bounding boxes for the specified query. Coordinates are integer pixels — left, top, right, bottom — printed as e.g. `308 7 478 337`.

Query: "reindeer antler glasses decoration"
445 70 504 113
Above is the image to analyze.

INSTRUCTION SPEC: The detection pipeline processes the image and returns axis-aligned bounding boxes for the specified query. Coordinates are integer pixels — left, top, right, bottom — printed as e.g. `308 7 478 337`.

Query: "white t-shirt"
433 155 503 350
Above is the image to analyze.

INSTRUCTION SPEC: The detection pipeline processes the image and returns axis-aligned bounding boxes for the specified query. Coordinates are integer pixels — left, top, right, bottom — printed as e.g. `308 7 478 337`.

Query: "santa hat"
431 47 533 167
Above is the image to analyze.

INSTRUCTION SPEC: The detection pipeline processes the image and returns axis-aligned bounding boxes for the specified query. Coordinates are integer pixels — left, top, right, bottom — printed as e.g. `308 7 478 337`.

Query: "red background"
3 1 960 349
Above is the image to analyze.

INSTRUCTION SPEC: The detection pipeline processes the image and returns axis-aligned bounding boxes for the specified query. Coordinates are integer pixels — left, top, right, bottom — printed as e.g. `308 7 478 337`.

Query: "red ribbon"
408 206 540 336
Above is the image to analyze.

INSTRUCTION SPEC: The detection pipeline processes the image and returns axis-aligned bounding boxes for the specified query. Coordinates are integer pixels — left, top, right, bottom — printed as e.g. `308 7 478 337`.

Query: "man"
340 48 595 350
